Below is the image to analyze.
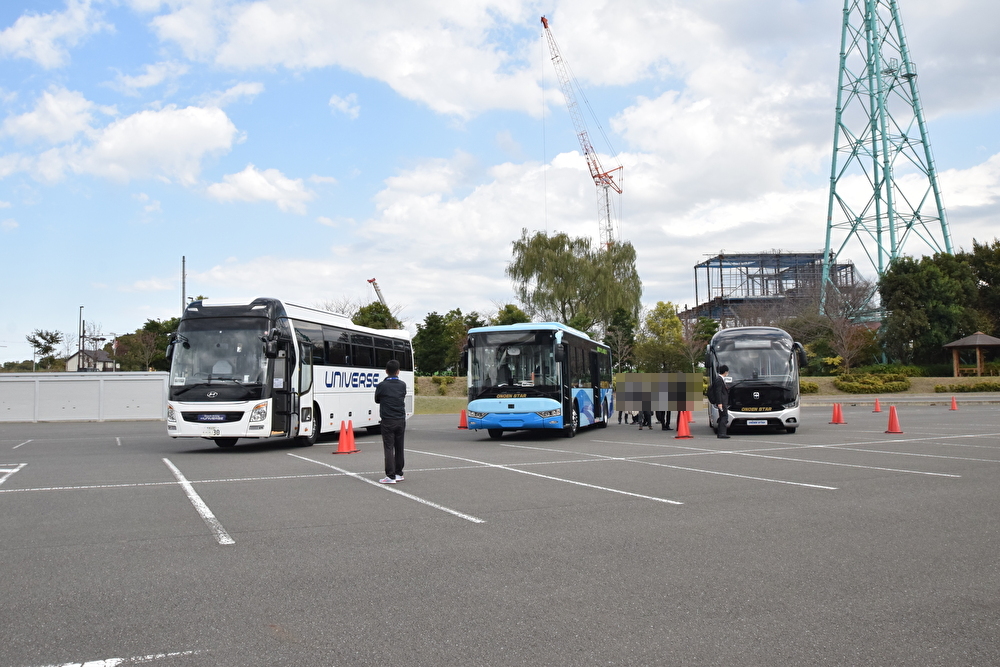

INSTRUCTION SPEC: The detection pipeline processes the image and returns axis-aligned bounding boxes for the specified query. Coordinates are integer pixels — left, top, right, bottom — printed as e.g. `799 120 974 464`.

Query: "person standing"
708 364 731 439
374 359 407 483
655 410 672 431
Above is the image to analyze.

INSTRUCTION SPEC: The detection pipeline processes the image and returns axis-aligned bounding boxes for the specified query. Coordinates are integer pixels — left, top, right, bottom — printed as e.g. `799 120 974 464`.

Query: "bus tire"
786 427 796 434
564 405 579 438
366 425 382 435
214 438 238 448
488 429 503 439
297 404 320 446
597 400 609 428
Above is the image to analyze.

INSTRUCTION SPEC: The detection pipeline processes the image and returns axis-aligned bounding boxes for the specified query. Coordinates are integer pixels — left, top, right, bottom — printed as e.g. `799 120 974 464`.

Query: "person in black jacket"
708 365 731 439
374 359 407 483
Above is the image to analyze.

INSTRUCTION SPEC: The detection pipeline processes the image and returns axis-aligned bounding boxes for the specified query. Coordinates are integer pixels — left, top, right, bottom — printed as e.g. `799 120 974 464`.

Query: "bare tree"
822 279 878 372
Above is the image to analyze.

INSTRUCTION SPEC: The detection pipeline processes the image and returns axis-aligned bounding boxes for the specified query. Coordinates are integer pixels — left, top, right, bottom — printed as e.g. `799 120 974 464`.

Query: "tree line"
8 236 997 376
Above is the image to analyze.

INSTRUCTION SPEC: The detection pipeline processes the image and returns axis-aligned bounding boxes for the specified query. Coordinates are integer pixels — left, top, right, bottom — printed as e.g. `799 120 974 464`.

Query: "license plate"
746 419 767 426
202 427 221 436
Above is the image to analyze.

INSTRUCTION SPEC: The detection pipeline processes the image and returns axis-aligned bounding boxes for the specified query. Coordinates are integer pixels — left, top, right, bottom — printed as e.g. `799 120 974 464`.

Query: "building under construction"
681 251 857 327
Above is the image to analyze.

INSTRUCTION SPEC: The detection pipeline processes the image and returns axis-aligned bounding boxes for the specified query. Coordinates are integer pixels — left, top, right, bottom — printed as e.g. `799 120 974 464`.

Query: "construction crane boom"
367 278 387 307
541 15 623 248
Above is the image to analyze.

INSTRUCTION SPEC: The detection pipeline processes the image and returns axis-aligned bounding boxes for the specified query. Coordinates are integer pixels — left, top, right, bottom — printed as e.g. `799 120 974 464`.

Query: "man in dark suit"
708 364 731 439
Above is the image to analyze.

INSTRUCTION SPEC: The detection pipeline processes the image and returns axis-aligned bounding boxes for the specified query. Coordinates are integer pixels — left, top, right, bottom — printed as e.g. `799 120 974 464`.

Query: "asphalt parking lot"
2 404 999 666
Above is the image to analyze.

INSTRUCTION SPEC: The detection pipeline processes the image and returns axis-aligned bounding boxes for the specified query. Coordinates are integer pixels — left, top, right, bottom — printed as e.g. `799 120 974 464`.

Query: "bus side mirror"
554 344 565 363
794 342 807 368
165 343 174 360
264 340 278 359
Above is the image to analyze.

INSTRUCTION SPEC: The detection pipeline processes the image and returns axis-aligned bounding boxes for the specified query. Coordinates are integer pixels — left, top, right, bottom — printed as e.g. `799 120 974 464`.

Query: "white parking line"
0 462 26 486
733 451 960 477
32 649 200 666
162 458 235 545
13 439 31 449
288 453 485 523
410 448 685 504
501 443 838 490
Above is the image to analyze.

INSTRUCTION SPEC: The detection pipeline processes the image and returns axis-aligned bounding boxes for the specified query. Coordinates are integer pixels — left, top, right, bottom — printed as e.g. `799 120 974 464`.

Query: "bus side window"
393 339 413 371
324 327 350 366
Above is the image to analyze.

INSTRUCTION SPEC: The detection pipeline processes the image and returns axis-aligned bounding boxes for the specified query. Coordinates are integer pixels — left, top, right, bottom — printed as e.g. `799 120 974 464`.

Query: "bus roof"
712 326 792 341
467 322 595 341
186 297 410 340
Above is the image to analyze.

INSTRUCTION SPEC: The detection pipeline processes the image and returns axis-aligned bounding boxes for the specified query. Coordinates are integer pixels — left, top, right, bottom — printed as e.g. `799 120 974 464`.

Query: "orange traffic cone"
872 398 881 413
674 411 693 439
686 409 695 424
458 409 468 429
885 406 903 434
950 396 958 411
333 420 360 454
830 403 846 424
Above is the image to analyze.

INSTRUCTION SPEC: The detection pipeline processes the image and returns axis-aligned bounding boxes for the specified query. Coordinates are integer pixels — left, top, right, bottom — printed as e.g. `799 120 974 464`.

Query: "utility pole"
181 256 186 316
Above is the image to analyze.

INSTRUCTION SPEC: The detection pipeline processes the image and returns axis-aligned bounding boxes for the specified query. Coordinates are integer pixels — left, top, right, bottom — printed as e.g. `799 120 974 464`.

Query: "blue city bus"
464 323 613 439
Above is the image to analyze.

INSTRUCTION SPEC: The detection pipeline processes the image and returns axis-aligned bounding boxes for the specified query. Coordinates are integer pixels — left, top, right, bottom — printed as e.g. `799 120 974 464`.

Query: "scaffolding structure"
683 251 857 327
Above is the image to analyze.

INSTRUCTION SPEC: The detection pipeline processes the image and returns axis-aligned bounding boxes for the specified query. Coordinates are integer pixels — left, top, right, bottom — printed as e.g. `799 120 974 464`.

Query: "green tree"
353 301 403 329
603 307 637 372
492 304 530 326
443 308 486 372
633 301 687 372
412 312 452 375
879 254 981 364
506 230 641 332
25 329 63 369
112 318 179 371
967 238 1000 334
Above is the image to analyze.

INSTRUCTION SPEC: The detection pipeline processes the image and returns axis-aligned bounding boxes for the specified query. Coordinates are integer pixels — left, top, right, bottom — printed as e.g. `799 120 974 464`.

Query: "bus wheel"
297 404 320 446
488 429 503 440
214 438 238 448
366 425 382 435
597 400 609 428
786 427 797 434
564 405 579 438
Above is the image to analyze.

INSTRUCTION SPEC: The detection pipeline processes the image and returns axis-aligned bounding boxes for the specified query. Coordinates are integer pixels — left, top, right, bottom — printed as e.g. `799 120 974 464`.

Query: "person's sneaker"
379 476 396 484
717 435 730 439
395 475 404 482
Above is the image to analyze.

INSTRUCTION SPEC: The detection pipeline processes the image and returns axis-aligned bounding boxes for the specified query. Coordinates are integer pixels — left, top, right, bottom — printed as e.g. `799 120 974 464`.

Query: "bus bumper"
167 400 273 439
467 412 564 431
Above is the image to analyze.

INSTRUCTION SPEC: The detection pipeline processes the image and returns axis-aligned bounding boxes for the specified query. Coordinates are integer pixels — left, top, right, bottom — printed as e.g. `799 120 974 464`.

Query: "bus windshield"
469 331 558 399
714 336 795 385
168 317 269 400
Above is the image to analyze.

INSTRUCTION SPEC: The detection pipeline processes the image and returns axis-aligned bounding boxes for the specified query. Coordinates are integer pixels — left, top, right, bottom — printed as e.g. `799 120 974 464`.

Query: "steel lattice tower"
821 0 952 310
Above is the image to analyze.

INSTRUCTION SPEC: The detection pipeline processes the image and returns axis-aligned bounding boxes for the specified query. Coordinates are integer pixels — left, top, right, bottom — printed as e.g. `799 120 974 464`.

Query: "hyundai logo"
753 391 760 399
207 391 219 398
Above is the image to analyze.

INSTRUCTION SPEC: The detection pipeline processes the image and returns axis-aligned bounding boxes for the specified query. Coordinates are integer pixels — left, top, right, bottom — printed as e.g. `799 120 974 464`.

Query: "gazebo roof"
943 331 1000 349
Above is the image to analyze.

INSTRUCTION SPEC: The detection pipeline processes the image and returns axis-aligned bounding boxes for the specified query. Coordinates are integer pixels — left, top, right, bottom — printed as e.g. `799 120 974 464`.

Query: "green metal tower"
822 0 952 310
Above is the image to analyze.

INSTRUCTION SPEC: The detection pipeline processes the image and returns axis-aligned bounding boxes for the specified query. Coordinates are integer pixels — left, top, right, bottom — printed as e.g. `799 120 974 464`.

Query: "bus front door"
271 345 297 437
590 351 602 423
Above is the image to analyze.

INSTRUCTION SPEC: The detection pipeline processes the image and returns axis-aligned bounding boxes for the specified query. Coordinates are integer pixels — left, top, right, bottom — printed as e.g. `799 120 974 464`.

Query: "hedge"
934 382 1000 393
800 381 819 394
833 373 911 394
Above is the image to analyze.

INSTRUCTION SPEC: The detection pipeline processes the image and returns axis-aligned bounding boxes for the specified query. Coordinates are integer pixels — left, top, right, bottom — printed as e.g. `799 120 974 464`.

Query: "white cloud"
206 163 315 213
329 93 359 119
0 0 113 69
1 218 17 232
112 61 189 95
0 201 10 208
200 81 264 107
1 87 98 144
80 105 238 185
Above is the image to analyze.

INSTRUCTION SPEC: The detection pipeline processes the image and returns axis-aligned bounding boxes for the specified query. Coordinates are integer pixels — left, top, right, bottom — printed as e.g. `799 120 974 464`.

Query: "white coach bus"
166 297 413 447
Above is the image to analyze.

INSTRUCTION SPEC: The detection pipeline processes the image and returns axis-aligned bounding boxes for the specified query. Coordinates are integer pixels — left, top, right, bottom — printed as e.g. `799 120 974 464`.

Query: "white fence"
0 372 168 422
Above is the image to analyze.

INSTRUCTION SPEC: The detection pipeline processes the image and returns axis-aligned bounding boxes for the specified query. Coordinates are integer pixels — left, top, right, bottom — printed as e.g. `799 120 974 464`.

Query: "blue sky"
2 0 999 364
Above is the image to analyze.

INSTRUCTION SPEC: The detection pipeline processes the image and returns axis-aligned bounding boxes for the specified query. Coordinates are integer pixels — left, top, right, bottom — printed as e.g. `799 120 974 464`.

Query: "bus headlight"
467 410 487 419
167 404 176 422
250 402 268 422
783 399 799 409
536 408 562 418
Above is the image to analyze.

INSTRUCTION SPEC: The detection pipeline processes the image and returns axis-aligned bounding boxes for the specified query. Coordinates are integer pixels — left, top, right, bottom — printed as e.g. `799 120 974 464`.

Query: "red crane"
541 16 623 249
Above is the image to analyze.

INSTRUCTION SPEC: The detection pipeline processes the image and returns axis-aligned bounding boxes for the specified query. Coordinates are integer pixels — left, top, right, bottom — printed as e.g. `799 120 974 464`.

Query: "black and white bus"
705 326 807 434
166 297 413 447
